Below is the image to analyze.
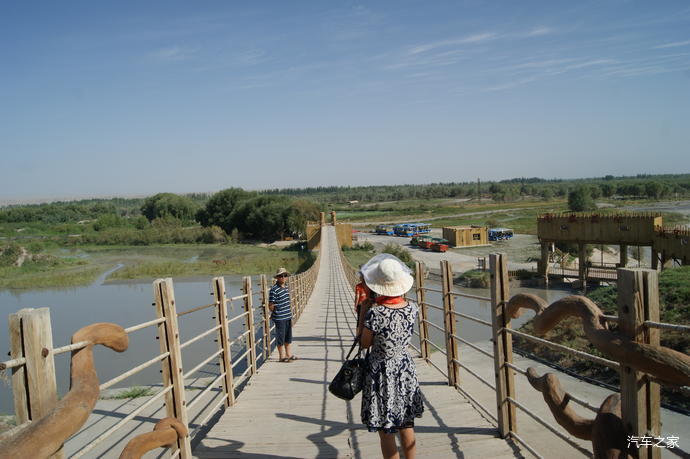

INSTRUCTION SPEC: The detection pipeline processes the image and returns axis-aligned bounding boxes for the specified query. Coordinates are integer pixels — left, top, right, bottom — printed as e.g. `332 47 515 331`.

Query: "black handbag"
328 339 368 401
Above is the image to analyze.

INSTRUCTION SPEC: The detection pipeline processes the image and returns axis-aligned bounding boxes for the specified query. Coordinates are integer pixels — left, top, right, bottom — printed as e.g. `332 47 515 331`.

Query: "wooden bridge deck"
194 227 523 458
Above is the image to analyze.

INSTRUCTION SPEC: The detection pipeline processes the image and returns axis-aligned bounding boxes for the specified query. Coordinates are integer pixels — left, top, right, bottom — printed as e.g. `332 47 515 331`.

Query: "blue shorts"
273 319 293 346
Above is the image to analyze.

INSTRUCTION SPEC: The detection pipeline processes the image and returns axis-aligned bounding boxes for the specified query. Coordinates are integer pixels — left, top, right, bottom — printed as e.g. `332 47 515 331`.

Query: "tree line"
261 174 690 203
0 189 320 243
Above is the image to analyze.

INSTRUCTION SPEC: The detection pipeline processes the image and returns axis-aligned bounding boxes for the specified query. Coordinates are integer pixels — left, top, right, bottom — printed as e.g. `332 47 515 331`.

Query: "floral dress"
361 302 424 433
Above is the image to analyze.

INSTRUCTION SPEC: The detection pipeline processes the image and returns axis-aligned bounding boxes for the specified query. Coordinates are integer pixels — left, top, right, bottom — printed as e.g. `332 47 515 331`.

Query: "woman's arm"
356 301 370 338
360 326 374 348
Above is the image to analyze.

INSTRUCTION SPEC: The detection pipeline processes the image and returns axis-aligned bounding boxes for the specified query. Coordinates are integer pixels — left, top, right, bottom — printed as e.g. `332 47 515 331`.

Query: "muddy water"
0 275 256 414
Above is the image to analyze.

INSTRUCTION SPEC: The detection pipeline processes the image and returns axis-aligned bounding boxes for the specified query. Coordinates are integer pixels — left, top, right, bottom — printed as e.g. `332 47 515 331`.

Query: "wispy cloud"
150 46 196 61
408 32 497 55
483 77 537 92
526 26 555 37
654 40 690 49
385 49 466 70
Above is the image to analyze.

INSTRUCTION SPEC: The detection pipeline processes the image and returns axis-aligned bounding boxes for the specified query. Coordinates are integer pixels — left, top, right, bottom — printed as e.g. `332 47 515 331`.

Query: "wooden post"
212 277 236 407
489 253 517 438
153 278 191 458
243 276 258 375
415 261 430 361
578 243 587 291
620 244 629 268
260 274 271 360
617 269 661 459
440 260 460 387
9 308 62 457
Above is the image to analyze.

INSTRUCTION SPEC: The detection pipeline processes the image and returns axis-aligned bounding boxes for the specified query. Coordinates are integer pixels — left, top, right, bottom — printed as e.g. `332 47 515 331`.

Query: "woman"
353 269 372 321
357 254 424 459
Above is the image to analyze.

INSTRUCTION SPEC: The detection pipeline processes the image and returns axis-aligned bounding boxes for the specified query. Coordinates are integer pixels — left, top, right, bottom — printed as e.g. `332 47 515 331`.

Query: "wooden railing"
0 243 322 458
323 246 690 457
398 255 689 458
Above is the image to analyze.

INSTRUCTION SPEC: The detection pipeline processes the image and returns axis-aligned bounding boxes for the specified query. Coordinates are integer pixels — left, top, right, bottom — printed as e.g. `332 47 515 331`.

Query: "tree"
568 186 596 212
645 181 662 199
140 193 199 222
540 188 554 201
196 188 255 232
601 183 616 197
197 189 320 241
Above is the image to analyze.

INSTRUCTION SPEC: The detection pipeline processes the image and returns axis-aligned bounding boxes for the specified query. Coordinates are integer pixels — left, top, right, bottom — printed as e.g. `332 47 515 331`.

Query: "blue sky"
1 1 689 201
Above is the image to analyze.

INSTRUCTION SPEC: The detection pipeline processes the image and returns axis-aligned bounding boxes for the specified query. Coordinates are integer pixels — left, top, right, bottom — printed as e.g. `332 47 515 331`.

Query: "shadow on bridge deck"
194 226 524 458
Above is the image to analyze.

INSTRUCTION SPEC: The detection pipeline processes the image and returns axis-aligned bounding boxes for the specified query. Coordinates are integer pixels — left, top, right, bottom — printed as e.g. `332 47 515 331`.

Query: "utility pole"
477 178 481 202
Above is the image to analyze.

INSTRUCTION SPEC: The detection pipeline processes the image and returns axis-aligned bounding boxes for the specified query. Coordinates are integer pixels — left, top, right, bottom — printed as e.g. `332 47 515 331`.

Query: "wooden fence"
0 247 321 458
339 251 689 458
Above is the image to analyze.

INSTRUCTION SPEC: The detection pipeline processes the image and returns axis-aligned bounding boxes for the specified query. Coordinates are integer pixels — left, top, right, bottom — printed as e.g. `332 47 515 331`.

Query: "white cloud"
526 26 555 37
654 40 690 49
150 46 196 61
483 77 537 92
408 32 497 55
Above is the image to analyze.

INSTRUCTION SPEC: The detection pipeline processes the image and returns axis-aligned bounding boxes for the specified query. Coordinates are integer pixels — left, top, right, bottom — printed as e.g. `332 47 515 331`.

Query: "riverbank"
0 242 314 289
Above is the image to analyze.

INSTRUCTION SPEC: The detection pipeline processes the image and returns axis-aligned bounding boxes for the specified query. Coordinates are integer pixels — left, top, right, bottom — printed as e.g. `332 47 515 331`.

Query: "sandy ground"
355 230 641 273
355 230 539 272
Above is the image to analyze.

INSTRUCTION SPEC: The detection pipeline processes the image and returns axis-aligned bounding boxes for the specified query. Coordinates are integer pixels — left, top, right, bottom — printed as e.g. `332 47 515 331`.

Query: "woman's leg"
398 427 416 459
378 431 399 459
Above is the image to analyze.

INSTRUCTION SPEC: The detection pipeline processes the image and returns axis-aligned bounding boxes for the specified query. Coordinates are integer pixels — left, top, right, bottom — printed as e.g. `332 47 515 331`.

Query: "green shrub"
459 269 489 288
106 386 154 399
381 243 415 269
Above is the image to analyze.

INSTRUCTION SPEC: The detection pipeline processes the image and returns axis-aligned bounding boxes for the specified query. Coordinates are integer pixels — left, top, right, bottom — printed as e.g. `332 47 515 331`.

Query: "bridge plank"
194 227 523 458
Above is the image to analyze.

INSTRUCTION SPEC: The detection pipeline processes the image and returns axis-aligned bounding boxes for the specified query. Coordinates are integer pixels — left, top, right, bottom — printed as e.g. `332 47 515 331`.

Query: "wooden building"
442 226 488 247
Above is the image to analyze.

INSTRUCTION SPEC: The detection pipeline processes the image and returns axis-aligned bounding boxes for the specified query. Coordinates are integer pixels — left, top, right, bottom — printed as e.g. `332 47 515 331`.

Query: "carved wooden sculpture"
0 323 128 459
119 418 187 459
527 367 630 459
507 293 690 386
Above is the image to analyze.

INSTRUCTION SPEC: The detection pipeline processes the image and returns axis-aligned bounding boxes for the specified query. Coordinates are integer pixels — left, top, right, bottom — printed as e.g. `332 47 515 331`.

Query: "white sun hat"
360 253 414 297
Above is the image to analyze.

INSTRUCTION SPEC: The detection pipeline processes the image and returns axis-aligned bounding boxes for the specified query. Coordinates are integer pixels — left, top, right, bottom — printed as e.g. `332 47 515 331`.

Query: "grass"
342 246 376 269
337 199 568 224
0 265 103 289
107 244 314 280
0 242 315 288
103 386 154 399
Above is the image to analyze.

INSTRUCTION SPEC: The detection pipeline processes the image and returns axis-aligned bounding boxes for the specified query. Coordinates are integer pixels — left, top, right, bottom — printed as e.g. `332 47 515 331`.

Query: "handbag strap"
346 336 370 360
345 338 360 360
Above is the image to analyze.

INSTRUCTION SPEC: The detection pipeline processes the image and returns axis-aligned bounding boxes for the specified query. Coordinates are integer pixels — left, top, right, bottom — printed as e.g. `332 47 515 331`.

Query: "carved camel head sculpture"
507 293 690 386
119 417 188 459
0 323 128 459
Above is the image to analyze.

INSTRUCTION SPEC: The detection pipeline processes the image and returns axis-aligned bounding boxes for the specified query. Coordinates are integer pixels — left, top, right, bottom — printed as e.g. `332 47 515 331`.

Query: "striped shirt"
269 283 292 321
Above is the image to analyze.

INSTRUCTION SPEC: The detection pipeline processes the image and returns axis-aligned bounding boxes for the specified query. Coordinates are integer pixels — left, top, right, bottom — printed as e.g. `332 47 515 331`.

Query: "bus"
489 228 514 241
375 225 394 235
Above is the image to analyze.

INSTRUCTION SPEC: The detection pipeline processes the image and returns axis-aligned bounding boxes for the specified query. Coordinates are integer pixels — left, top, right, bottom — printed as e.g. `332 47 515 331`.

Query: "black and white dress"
361 302 424 433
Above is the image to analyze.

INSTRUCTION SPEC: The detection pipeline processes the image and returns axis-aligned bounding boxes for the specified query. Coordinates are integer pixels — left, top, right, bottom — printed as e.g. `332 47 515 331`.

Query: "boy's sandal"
288 355 298 361
279 357 292 363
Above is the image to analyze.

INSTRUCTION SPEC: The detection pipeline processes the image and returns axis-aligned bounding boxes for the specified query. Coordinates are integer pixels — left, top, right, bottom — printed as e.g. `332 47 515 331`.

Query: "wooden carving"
0 323 128 459
506 293 690 386
526 367 630 458
119 417 187 459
